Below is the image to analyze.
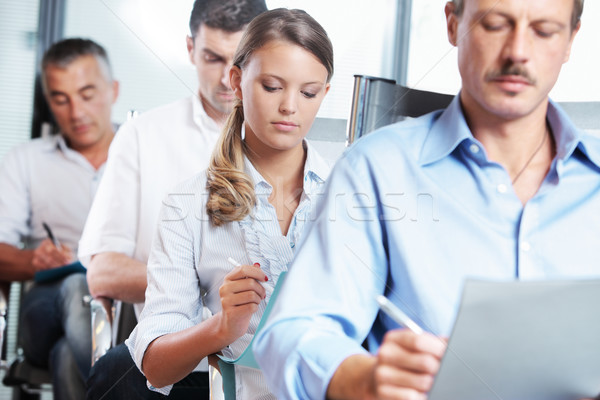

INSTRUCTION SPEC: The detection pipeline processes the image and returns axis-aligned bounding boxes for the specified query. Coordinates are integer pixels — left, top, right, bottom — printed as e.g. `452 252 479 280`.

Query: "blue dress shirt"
254 97 600 400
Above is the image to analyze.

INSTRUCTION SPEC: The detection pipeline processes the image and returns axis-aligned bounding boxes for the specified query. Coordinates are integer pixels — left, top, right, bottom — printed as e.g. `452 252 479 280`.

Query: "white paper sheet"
429 279 600 400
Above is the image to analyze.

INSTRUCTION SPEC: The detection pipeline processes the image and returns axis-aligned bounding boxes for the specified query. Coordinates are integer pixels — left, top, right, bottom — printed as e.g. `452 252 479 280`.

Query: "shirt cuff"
297 333 368 400
255 318 368 400
125 340 174 395
77 236 135 268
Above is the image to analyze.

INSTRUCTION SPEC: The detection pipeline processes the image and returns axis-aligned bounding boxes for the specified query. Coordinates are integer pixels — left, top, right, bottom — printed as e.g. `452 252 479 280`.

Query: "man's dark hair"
189 0 267 38
41 38 113 92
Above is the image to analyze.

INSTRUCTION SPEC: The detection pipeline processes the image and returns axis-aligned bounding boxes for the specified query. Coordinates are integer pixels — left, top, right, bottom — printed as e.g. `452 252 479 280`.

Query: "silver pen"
376 295 424 335
227 257 274 296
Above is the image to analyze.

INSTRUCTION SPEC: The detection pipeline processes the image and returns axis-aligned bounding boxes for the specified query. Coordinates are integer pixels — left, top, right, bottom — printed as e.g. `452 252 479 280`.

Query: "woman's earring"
241 123 246 140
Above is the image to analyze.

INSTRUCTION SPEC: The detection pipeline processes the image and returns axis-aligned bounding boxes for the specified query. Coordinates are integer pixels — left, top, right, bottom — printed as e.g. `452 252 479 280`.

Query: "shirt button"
469 144 480 153
497 184 508 193
521 241 531 252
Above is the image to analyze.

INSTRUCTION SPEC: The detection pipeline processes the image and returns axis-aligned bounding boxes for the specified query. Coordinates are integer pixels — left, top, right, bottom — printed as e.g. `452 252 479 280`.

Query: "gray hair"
41 38 113 93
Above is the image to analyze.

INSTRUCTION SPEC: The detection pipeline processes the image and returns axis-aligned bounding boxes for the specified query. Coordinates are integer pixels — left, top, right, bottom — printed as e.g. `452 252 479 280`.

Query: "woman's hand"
372 329 446 400
217 263 268 342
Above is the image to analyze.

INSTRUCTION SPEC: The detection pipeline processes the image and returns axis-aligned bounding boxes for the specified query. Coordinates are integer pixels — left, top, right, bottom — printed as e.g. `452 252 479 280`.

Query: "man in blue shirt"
254 0 596 399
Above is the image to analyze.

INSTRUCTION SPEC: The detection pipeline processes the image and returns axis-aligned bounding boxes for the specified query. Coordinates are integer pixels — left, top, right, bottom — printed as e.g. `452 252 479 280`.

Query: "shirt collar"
44 134 81 160
301 140 330 190
418 95 600 169
547 99 600 168
192 94 222 133
243 140 330 197
419 95 471 166
43 122 119 153
41 134 63 152
42 133 104 172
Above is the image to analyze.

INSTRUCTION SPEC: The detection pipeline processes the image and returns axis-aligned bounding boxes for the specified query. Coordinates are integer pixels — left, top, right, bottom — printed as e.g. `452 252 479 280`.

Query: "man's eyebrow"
531 18 566 29
201 48 225 60
49 90 67 97
78 84 96 92
474 10 509 20
476 10 567 28
49 84 96 98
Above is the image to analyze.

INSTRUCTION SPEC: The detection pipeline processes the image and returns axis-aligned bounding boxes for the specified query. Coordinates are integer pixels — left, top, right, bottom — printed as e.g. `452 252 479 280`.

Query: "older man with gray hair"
0 37 118 400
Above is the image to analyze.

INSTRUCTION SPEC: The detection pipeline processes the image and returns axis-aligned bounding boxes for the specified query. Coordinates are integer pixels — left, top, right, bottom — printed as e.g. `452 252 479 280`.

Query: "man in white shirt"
0 38 119 400
79 1 267 399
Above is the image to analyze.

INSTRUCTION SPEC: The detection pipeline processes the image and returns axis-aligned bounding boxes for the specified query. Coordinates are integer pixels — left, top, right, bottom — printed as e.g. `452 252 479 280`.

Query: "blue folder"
217 271 288 399
33 261 86 283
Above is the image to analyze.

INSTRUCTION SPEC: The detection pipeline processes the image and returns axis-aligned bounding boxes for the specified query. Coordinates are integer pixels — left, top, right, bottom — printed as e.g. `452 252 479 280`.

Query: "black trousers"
86 343 209 400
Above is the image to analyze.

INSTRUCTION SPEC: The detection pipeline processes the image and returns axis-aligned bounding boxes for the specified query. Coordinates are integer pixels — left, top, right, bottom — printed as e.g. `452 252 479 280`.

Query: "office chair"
1 283 52 400
88 296 137 366
1 286 136 399
346 74 454 146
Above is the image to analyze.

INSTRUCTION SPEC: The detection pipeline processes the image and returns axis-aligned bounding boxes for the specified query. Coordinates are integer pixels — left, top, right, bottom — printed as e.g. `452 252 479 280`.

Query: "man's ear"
186 35 195 65
229 65 243 100
563 21 581 63
111 80 120 103
445 1 459 47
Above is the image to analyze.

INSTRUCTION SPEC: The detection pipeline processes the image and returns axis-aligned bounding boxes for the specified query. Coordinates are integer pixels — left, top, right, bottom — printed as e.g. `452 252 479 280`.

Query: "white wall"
63 0 398 124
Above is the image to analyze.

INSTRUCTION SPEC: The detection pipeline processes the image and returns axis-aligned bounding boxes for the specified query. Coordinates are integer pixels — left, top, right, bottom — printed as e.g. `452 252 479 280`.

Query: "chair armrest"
0 290 7 370
84 296 114 366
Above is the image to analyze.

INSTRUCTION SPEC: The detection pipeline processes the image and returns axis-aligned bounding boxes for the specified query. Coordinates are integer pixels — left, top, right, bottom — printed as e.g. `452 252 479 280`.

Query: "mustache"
485 63 536 85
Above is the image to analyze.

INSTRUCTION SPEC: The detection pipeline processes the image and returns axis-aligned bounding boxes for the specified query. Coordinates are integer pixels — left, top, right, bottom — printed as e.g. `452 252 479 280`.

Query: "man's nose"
502 25 531 64
70 97 86 120
221 64 232 88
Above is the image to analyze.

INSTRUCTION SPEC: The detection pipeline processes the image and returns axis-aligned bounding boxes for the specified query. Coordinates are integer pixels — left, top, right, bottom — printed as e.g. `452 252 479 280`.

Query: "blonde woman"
126 8 333 399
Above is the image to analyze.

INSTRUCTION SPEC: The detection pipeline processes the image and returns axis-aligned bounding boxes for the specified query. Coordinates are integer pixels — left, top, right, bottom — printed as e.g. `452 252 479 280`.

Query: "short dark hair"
189 0 267 37
451 0 584 31
41 38 113 92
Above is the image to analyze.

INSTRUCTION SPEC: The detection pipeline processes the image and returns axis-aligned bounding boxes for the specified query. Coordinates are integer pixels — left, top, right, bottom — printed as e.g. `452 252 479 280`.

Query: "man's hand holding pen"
33 223 74 271
374 296 447 399
32 238 73 271
373 330 446 400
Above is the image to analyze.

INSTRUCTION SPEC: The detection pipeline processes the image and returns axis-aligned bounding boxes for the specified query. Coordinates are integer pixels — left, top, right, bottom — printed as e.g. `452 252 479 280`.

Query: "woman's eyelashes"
261 83 319 99
262 84 279 92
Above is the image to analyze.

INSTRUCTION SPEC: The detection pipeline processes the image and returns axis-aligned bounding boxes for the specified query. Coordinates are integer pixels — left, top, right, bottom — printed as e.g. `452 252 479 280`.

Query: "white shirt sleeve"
0 145 32 246
78 121 141 267
126 183 205 395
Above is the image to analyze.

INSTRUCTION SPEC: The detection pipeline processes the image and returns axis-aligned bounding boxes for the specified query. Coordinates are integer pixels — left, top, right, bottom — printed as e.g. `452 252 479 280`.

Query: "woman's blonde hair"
206 8 333 226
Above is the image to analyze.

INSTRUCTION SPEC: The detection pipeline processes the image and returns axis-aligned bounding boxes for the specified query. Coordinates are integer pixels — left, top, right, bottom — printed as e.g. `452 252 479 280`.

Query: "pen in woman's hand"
227 257 273 296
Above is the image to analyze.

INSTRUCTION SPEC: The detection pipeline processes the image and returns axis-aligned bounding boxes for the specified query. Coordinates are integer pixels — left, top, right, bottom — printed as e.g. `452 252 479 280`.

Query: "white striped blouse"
127 141 331 399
